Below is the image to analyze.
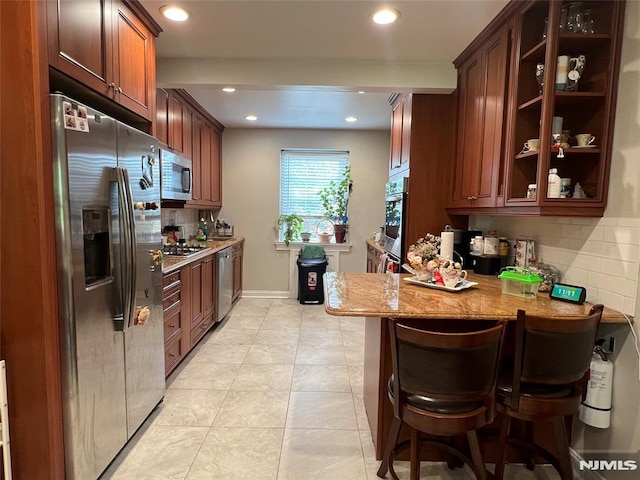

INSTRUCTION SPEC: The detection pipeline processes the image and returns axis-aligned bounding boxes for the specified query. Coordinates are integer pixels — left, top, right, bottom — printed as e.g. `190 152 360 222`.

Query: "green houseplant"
319 165 352 243
278 213 304 246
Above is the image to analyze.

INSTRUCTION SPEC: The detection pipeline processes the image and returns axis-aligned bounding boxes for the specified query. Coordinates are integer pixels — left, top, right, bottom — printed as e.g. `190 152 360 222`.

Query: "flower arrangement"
406 233 441 280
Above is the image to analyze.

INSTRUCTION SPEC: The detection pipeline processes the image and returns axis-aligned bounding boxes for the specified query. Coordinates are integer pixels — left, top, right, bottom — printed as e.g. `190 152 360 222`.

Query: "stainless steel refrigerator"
51 94 165 480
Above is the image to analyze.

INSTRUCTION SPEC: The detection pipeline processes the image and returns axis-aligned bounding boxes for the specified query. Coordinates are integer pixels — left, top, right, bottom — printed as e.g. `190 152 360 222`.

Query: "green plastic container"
498 267 541 298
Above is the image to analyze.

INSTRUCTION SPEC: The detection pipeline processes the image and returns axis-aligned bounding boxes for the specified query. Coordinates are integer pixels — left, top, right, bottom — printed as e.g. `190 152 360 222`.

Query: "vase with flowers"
405 233 442 282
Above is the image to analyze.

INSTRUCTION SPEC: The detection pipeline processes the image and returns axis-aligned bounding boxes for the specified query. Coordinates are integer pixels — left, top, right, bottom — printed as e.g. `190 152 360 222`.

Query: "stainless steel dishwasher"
217 247 233 322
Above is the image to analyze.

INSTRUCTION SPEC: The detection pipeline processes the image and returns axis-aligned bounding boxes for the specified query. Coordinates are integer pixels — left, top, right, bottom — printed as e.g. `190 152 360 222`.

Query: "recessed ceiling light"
160 5 190 22
345 116 358 123
371 8 400 25
358 91 365 94
244 115 258 121
222 87 236 93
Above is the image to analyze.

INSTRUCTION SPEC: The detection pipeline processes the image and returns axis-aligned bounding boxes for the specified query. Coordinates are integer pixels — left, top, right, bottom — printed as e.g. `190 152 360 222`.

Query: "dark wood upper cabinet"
450 22 512 209
448 0 625 217
47 0 161 121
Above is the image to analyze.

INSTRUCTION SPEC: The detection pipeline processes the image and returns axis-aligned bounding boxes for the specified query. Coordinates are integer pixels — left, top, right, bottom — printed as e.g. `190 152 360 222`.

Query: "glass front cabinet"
504 0 625 215
449 0 625 217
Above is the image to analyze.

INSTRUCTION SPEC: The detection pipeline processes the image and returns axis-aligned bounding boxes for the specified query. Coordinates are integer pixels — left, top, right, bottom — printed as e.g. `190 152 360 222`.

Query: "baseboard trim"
241 290 291 299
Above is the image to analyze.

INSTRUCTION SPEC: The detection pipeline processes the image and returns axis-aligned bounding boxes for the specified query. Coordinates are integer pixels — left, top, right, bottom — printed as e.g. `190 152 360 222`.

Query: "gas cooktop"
161 244 211 257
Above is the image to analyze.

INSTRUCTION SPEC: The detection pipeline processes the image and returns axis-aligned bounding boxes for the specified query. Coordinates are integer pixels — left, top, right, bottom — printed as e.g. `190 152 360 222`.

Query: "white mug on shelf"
575 133 596 146
523 138 540 152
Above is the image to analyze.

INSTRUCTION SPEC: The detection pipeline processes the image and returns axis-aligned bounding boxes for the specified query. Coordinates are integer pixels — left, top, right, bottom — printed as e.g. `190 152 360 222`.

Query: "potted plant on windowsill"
319 165 352 243
278 213 304 246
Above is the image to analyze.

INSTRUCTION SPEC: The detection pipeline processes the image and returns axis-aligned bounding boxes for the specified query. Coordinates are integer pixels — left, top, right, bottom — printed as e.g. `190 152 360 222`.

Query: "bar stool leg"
551 417 574 480
410 428 420 480
467 430 487 480
524 421 535 471
377 417 402 478
494 415 512 480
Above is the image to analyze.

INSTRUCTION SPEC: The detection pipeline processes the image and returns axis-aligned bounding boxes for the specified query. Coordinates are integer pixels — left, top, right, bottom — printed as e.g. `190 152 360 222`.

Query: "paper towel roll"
440 231 454 260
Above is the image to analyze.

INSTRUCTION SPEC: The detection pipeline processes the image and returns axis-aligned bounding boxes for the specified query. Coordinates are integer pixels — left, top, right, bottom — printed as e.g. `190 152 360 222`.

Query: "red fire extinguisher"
579 345 613 429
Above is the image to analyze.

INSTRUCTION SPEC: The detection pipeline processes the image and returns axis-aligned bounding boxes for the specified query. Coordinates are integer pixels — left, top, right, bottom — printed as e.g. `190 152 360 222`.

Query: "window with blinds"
280 149 350 238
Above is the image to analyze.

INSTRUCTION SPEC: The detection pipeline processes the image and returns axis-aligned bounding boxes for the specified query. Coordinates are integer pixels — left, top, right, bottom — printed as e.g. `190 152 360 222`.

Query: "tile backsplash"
161 208 199 241
471 216 639 315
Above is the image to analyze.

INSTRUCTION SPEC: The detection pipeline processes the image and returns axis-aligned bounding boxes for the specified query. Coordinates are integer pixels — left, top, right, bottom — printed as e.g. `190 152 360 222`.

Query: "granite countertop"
323 271 627 323
162 237 244 274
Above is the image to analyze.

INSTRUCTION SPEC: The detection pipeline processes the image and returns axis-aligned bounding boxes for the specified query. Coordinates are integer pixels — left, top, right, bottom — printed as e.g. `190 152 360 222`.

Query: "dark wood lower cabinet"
162 240 247 376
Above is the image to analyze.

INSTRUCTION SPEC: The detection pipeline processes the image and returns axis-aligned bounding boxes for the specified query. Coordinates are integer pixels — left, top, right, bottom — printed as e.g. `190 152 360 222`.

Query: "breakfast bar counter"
323 271 626 322
323 271 627 460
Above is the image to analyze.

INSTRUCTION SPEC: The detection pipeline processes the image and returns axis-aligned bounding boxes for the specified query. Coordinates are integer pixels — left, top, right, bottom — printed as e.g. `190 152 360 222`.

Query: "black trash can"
297 246 328 304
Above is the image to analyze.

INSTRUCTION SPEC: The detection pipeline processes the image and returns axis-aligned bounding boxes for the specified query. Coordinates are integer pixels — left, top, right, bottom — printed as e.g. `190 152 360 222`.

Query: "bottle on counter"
483 230 499 256
547 168 561 198
472 235 484 255
195 217 208 242
499 237 509 257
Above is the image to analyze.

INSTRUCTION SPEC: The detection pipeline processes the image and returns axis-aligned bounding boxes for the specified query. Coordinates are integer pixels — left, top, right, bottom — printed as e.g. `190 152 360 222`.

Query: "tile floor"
101 298 560 480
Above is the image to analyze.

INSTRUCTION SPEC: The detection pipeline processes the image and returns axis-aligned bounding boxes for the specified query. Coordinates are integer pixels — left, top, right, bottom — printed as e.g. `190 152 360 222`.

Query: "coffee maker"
453 229 482 269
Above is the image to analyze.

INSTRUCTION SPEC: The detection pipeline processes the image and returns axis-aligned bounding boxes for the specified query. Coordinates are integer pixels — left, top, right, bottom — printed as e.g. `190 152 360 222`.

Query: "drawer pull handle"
169 353 176 357
169 324 176 328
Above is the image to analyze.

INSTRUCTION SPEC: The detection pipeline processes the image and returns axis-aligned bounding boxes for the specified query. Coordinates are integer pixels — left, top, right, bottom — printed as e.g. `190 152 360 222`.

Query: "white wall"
218 128 390 294
472 2 640 462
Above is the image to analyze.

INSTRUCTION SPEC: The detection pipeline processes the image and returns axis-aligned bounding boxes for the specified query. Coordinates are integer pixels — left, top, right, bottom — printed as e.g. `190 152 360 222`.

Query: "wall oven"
381 178 408 272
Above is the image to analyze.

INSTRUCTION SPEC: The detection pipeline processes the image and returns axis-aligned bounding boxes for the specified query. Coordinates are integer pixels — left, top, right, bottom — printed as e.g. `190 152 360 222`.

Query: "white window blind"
280 149 350 218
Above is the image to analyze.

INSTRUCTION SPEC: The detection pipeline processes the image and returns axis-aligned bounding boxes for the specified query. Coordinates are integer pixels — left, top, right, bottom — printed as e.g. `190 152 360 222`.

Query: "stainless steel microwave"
160 149 192 201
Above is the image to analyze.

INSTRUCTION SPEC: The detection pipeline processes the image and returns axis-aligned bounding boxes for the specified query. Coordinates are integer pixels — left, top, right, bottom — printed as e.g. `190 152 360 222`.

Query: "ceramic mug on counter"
440 267 467 288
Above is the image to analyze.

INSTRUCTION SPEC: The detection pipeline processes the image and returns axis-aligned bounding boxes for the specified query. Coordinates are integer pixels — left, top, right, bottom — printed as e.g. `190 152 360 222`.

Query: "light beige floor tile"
295 344 346 365
208 327 258 345
353 393 370 431
213 390 290 427
342 329 365 347
185 427 283 480
301 305 336 320
189 343 251 364
261 313 302 330
270 298 302 308
105 425 209 480
340 316 366 331
300 315 341 331
154 389 228 427
243 343 297 365
345 344 365 366
348 364 364 393
223 313 265 329
298 329 343 346
286 391 358 430
170 362 240 390
255 328 300 346
267 304 304 316
230 364 294 391
291 364 351 392
277 429 367 480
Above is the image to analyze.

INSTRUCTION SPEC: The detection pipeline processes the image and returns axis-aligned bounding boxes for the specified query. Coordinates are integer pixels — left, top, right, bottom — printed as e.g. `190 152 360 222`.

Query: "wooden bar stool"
377 319 505 480
494 304 604 480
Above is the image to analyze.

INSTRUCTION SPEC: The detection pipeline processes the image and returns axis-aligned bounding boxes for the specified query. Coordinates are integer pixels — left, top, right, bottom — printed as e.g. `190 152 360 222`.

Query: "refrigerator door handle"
113 167 137 331
121 167 138 330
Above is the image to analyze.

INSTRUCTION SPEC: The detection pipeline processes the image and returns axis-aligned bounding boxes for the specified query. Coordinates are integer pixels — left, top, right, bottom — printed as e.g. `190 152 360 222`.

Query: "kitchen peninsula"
323 271 627 459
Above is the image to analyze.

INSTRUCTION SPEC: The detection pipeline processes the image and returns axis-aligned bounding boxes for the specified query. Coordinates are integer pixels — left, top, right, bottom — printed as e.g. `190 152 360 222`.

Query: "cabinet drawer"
164 306 182 343
163 271 181 291
164 335 183 376
162 288 181 312
191 313 215 346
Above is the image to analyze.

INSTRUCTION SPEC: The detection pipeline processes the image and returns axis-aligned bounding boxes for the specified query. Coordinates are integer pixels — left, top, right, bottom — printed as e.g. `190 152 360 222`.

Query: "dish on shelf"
573 145 597 148
403 276 478 292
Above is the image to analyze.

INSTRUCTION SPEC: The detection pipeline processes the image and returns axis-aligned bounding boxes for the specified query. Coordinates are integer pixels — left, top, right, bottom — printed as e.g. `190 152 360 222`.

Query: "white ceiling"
140 0 509 129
